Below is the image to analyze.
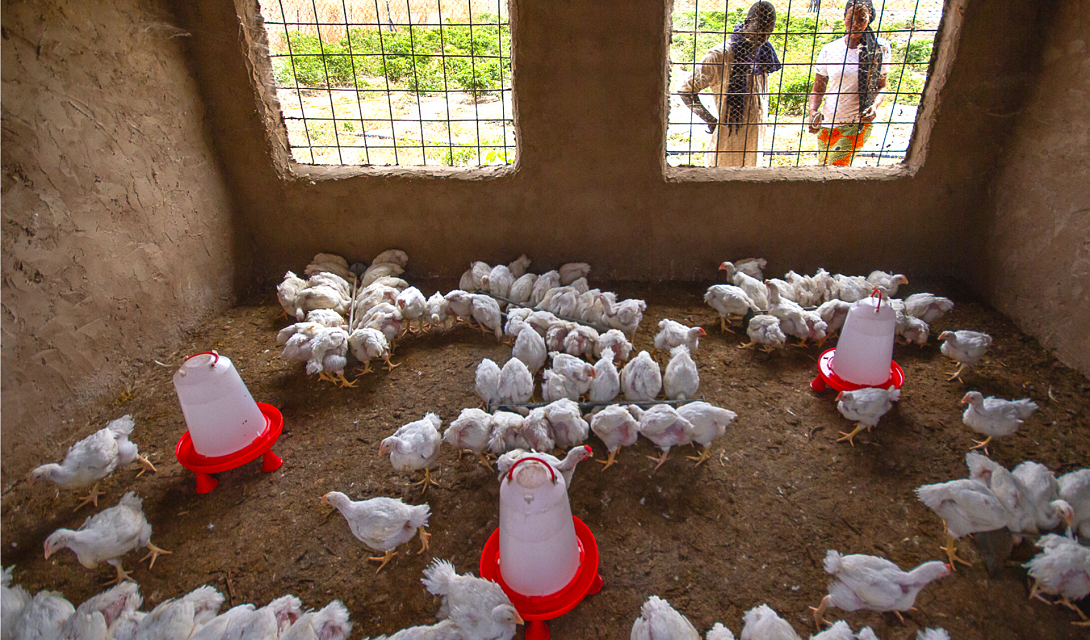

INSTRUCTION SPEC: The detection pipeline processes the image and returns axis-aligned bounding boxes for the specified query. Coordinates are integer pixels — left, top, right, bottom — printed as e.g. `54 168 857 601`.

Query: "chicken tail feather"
421 558 458 596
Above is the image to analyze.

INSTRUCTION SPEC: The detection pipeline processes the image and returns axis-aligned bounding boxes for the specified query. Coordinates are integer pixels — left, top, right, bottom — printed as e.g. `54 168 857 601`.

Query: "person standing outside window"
678 1 781 167
807 0 892 166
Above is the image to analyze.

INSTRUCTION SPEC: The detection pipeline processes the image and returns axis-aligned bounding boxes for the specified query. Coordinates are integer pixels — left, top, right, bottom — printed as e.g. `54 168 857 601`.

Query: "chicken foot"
105 559 135 585
836 423 869 447
370 550 398 574
355 362 374 378
809 595 831 628
718 317 736 334
968 436 992 455
135 455 157 478
946 363 966 382
417 526 431 555
939 525 972 570
474 452 493 470
413 468 441 495
384 356 400 371
74 483 106 511
1058 596 1090 624
685 446 713 466
646 450 671 472
334 373 358 389
140 542 172 569
597 449 620 471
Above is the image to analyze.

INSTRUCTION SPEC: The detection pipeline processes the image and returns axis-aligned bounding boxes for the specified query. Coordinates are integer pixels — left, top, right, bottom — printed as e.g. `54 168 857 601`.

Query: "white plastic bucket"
833 292 896 386
173 352 267 457
498 457 581 596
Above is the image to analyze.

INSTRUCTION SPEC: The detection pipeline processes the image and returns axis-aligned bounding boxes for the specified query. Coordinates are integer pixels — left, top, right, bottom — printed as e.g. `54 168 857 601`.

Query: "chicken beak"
43 546 54 560
836 392 843 400
378 442 389 455
513 610 525 625
320 494 329 506
960 395 970 404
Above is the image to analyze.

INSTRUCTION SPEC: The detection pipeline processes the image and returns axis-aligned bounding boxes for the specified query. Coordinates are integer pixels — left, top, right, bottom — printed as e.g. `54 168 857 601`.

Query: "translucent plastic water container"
833 293 896 386
498 458 581 596
173 352 267 457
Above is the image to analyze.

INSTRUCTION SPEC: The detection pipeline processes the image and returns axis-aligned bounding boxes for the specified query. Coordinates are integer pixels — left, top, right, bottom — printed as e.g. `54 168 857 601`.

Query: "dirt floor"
2 278 1088 639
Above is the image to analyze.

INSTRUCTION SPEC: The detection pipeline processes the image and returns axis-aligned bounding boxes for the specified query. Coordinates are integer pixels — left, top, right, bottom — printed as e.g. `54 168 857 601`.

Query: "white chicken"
530 270 561 306
444 290 475 321
739 604 799 640
483 265 514 300
1023 534 1090 625
663 345 699 401
558 262 591 285
361 263 405 288
9 590 75 640
539 287 580 320
503 307 533 338
519 408 556 452
961 391 1038 453
589 351 620 403
525 310 560 338
543 399 590 449
590 405 639 470
904 293 954 324
475 359 502 409
816 300 851 342
678 401 736 466
898 314 930 346
704 284 756 333
380 414 443 493
470 295 504 341
720 262 769 311
422 559 523 640
308 272 352 300
2 566 32 640
281 600 353 640
765 280 818 346
305 308 347 328
65 581 142 639
424 292 451 331
127 586 226 640
595 329 633 363
810 550 949 626
834 386 901 446
512 326 547 375
549 352 596 400
599 295 647 335
294 285 350 321
348 327 396 374
508 273 538 305
322 492 430 573
563 325 600 360
1059 469 1090 539
443 408 493 468
633 405 694 471
938 330 993 381
654 319 705 353
496 446 593 489
372 249 409 268
1011 460 1072 533
965 452 1042 540
733 257 768 280
488 411 529 454
307 253 353 280
307 326 354 387
916 477 1013 568
621 351 662 402
831 274 871 303
545 321 577 353
866 271 909 298
706 622 736 640
498 358 534 405
44 491 170 584
396 287 427 335
277 271 308 318
739 315 786 352
630 595 699 640
540 369 570 404
29 415 155 510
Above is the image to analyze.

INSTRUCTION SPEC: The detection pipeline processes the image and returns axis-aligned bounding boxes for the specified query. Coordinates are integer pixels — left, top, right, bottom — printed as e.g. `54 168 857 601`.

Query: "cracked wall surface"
1 0 243 485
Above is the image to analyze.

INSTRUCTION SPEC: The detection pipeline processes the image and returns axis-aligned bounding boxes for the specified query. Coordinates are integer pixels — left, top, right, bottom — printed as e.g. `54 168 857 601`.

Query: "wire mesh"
669 0 941 167
259 0 514 166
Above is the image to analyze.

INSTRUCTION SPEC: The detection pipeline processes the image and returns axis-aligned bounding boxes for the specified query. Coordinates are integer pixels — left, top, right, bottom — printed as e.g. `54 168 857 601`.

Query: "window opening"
260 0 514 167
669 0 940 168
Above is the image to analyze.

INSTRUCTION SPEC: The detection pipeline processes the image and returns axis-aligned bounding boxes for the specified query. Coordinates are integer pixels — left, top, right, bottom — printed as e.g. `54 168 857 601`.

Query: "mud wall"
0 0 243 484
974 0 1090 375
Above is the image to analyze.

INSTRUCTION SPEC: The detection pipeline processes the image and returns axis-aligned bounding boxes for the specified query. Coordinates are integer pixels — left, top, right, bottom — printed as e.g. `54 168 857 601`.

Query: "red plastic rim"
480 516 599 621
175 403 283 473
815 348 904 392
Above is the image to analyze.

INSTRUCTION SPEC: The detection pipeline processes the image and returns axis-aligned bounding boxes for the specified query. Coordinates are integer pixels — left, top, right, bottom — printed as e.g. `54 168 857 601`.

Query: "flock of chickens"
7 250 1089 640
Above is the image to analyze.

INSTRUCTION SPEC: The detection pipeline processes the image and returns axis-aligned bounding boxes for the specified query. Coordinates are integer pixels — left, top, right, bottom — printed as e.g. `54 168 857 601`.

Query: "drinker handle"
870 287 883 313
183 351 220 368
507 457 558 484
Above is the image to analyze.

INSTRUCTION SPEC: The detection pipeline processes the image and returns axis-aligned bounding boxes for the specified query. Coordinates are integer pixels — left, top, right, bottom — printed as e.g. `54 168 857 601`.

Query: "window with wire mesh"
669 0 939 168
259 0 514 167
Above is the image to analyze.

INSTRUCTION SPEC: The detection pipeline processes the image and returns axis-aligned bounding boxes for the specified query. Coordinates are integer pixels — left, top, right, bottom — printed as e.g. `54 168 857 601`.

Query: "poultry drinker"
811 289 904 394
480 456 602 640
172 351 284 494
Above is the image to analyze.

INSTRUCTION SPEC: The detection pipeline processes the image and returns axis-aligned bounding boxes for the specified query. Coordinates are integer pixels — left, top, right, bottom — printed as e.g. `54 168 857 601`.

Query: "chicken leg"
946 363 966 382
718 317 736 334
355 362 374 378
809 595 831 628
135 455 157 478
968 436 992 455
140 542 172 569
1058 597 1090 625
597 449 619 471
646 450 671 472
370 550 397 574
474 452 493 470
334 374 358 389
384 356 400 371
686 446 713 466
413 468 441 494
836 423 868 446
417 526 431 555
75 483 105 511
105 559 135 585
939 524 972 570
737 341 757 350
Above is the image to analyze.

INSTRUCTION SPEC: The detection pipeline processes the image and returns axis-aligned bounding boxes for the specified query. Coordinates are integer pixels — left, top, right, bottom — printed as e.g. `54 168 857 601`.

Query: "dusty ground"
2 278 1088 640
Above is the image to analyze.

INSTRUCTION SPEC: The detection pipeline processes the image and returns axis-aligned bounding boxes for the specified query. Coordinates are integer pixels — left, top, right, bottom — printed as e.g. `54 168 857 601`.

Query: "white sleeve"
814 44 831 77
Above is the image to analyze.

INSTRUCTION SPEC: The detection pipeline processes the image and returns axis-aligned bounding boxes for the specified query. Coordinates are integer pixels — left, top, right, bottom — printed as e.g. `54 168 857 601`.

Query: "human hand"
807 111 823 134
704 117 717 135
861 104 878 123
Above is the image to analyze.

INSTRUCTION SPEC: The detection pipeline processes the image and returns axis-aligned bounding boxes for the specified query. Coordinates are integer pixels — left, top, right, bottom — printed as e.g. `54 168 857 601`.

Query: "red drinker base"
175 402 284 494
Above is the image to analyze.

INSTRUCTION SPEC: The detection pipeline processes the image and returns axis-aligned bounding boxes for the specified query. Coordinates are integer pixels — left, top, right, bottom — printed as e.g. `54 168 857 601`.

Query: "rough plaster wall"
180 0 1040 288
976 0 1090 376
1 0 242 484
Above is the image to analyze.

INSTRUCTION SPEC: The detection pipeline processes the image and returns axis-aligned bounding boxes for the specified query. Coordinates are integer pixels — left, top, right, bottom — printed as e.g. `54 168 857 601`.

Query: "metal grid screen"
669 0 941 167
259 0 514 166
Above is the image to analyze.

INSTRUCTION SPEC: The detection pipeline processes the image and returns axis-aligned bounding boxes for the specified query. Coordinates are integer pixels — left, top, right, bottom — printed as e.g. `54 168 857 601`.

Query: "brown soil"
3 279 1088 640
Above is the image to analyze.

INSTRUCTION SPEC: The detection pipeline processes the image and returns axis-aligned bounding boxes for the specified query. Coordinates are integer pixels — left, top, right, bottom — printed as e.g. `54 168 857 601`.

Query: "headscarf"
724 1 781 134
845 0 882 118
